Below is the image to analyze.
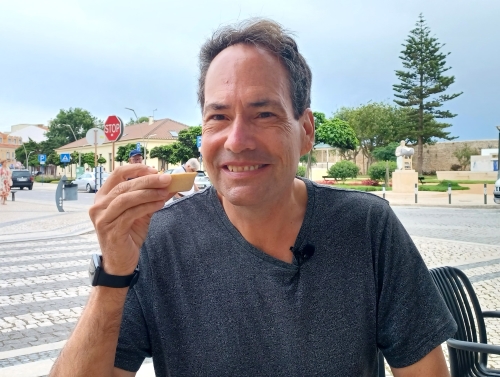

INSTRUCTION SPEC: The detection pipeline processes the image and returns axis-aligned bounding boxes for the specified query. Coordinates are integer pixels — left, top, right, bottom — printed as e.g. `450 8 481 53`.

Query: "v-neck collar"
207 178 316 269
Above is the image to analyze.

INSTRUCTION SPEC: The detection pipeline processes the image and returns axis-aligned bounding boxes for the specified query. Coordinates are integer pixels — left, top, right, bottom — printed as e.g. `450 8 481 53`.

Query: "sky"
1 0 499 141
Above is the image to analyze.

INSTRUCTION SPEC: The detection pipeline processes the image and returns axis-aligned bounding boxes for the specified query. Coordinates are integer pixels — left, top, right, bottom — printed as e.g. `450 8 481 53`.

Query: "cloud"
1 0 499 140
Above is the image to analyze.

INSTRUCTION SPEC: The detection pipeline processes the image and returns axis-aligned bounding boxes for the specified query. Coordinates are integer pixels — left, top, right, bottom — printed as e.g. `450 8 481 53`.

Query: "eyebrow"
204 99 283 113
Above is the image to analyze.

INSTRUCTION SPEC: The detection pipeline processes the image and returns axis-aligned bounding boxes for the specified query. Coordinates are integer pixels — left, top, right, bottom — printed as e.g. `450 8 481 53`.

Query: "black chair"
429 266 500 376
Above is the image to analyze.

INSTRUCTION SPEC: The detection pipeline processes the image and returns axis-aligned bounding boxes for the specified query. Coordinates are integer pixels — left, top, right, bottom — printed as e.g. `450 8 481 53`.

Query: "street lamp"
152 108 157 120
496 125 500 179
144 134 157 166
125 107 139 122
27 151 34 171
59 124 82 167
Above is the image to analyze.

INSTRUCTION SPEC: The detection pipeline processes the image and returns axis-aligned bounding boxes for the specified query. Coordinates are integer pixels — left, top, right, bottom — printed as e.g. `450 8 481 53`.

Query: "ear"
299 108 315 156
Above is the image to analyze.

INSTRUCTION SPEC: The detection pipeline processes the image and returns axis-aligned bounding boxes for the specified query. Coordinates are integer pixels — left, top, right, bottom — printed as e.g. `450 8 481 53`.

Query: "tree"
393 14 463 174
334 103 411 172
97 157 106 166
368 161 397 181
304 112 358 179
46 108 103 149
171 126 202 163
150 144 180 170
114 143 147 163
126 116 150 126
327 160 359 183
453 144 479 171
372 142 399 162
15 138 42 168
81 152 97 168
315 118 358 151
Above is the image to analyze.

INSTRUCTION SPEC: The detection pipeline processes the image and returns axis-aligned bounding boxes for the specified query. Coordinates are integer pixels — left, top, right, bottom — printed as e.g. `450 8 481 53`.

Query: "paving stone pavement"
0 210 499 376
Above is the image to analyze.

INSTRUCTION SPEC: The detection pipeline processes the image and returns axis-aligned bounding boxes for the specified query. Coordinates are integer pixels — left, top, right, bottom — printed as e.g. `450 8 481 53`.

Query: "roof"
57 118 190 150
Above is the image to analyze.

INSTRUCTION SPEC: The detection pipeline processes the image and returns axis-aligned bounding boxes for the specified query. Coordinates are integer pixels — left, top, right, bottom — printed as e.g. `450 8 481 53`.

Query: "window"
7 152 10 158
169 131 178 137
109 153 112 172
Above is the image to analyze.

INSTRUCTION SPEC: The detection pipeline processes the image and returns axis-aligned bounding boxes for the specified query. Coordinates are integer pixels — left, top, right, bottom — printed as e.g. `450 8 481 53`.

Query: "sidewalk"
370 189 499 208
0 200 93 243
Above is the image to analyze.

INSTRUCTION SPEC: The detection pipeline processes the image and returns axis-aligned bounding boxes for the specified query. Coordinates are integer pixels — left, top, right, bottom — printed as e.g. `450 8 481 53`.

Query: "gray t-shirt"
114 179 456 376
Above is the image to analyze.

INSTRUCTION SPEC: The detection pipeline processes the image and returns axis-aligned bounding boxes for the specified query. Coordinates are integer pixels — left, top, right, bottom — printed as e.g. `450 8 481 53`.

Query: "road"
11 184 96 207
392 207 500 245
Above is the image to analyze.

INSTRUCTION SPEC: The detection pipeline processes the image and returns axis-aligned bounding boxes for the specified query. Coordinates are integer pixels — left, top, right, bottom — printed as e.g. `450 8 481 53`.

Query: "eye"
210 114 226 121
258 112 274 118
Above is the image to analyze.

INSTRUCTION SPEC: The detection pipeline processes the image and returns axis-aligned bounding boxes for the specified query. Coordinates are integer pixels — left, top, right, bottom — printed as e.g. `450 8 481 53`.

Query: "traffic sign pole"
94 129 97 169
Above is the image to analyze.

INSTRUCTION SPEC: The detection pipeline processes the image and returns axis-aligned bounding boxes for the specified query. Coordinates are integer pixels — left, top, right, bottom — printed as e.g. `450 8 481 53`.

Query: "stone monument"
392 140 418 193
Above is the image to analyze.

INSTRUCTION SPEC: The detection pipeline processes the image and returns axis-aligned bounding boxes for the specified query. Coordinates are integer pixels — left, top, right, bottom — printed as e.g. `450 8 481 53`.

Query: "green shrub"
368 161 397 181
296 165 306 177
327 160 359 183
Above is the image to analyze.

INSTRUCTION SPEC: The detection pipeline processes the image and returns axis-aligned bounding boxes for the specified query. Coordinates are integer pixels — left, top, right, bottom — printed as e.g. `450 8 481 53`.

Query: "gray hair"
185 158 200 171
198 18 312 120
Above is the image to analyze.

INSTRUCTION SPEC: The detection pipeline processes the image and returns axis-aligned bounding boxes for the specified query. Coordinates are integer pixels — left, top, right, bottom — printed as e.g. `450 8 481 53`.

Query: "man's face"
185 165 196 173
200 44 314 207
129 155 143 164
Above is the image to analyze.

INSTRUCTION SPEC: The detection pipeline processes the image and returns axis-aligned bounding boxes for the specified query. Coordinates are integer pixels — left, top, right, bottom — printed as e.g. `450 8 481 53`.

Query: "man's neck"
220 178 308 263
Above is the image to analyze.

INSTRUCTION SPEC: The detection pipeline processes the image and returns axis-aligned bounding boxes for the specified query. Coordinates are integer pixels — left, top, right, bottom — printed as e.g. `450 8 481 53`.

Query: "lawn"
318 180 470 192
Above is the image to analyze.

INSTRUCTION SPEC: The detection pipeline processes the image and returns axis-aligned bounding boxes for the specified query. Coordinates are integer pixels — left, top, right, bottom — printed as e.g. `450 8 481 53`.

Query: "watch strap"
91 254 140 288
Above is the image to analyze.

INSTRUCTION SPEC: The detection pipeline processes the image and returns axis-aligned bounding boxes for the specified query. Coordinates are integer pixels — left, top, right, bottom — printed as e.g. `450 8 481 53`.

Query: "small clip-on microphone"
290 242 315 266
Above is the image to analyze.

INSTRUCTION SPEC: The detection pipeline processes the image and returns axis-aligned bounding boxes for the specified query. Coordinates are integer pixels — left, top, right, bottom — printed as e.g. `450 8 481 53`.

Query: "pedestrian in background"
169 158 200 200
0 159 12 205
128 149 143 164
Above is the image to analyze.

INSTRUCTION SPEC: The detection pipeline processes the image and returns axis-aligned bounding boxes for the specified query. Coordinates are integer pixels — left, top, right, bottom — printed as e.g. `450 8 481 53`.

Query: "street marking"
0 286 90 306
0 341 66 360
0 271 87 288
0 306 83 333
0 260 88 274
3 251 92 263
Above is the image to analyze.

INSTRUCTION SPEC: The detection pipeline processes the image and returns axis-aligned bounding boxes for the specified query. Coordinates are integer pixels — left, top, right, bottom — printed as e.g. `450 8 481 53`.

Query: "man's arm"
49 165 174 377
391 345 450 377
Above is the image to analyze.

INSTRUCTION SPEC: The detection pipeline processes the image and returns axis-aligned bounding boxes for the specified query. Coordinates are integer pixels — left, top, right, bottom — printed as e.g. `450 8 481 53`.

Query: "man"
50 19 456 377
169 158 200 200
128 149 143 164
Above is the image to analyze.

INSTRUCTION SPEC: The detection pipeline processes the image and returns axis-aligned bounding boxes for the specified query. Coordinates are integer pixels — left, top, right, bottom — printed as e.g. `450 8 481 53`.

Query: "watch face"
89 254 100 286
89 257 96 277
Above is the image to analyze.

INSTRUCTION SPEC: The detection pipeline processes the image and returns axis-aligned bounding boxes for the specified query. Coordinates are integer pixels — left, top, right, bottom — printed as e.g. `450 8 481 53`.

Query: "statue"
395 140 415 170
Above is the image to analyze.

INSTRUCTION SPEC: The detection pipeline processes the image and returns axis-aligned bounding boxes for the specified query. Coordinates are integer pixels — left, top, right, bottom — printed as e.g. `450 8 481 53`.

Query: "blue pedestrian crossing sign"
38 154 46 165
196 136 202 148
60 153 71 163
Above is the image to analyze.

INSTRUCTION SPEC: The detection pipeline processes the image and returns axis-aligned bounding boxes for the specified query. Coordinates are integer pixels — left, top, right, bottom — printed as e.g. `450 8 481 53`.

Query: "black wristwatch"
88 254 140 288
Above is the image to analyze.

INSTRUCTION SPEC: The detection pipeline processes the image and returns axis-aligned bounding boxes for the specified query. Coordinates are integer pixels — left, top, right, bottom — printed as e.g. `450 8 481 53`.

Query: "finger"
103 186 174 221
109 200 166 233
96 174 172 207
90 185 174 227
97 165 158 196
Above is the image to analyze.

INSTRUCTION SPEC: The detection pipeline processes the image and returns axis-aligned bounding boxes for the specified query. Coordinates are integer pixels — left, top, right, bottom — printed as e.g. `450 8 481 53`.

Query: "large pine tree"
393 14 463 174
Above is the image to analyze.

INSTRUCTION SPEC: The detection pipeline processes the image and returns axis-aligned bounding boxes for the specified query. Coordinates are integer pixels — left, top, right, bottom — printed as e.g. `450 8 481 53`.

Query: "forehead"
204 44 291 107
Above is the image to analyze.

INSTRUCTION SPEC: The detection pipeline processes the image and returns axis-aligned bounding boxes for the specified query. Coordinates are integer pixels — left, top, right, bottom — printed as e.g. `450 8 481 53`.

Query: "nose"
223 115 257 154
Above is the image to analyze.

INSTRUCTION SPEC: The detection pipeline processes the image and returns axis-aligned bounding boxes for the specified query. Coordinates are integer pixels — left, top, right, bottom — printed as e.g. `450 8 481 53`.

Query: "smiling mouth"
225 164 265 172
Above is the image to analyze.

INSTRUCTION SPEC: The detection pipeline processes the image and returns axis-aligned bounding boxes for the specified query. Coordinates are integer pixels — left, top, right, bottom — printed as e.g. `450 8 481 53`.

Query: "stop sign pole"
104 115 124 171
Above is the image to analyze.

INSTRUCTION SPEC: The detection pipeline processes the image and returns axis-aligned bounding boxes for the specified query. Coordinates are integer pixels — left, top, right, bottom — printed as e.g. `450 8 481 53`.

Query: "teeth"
227 165 262 172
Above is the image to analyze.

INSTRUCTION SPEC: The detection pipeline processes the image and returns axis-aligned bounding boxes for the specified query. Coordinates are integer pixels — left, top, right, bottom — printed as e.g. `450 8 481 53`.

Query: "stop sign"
104 115 124 142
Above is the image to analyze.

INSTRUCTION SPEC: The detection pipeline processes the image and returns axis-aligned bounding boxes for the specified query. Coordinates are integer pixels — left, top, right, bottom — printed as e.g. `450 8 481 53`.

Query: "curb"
0 226 96 244
389 203 500 209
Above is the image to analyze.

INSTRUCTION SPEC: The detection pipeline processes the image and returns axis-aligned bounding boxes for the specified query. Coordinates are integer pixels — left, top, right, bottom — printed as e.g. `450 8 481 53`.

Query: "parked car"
11 170 34 190
72 172 110 193
494 178 500 204
194 175 212 189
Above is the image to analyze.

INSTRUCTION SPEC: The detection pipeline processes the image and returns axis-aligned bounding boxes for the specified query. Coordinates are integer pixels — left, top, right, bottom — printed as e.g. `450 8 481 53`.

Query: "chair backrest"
429 266 489 371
